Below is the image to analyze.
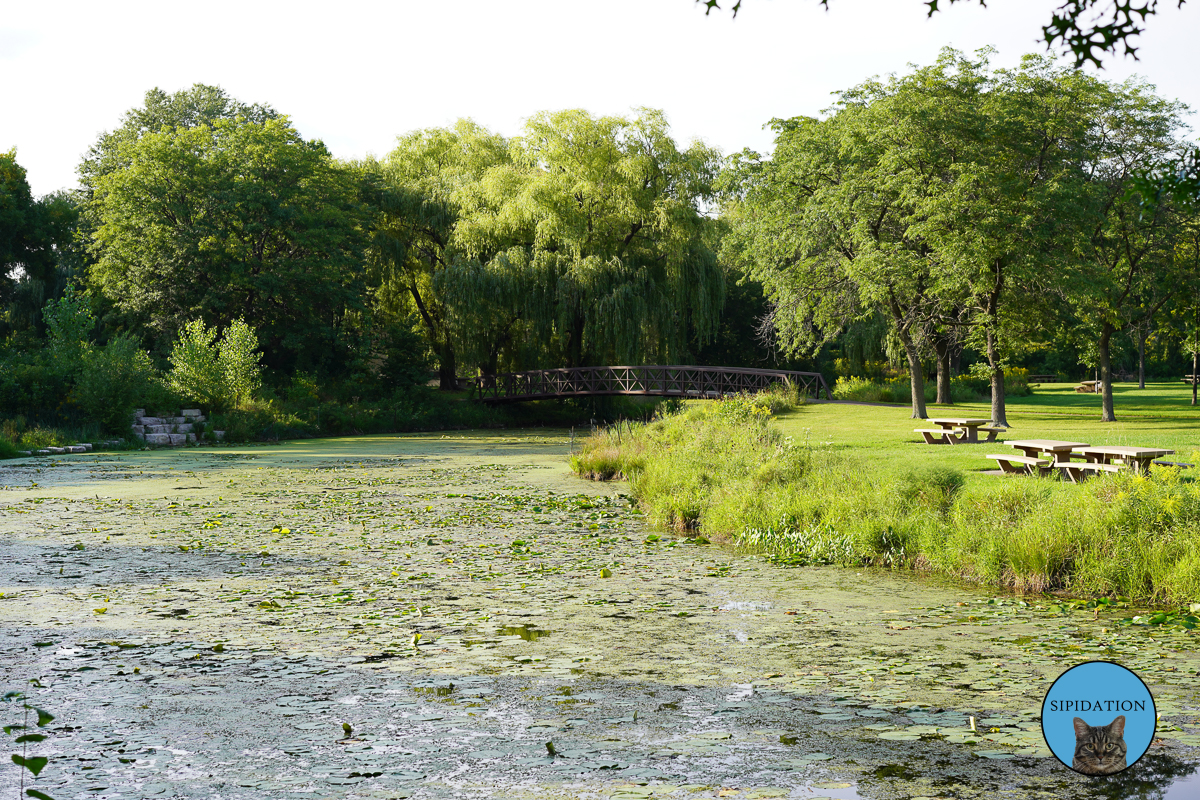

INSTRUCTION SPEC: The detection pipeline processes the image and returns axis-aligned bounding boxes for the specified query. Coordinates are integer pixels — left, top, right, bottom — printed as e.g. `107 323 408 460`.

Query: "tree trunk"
1137 326 1147 389
986 327 1008 428
1193 350 1198 407
1098 323 1116 422
934 335 952 405
437 339 458 391
567 313 585 368
898 329 927 419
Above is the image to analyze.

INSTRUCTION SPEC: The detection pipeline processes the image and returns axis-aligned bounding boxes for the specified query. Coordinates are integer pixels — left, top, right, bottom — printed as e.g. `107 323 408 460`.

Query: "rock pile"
131 409 225 446
19 440 124 457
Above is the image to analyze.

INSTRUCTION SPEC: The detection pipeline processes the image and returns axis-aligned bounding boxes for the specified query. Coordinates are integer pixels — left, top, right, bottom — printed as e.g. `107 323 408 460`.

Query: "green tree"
1 150 79 336
720 89 948 419
166 318 263 411
79 84 278 193
41 285 95 377
1071 80 1189 421
217 318 263 408
75 334 158 433
910 53 1100 426
372 120 516 389
376 110 724 382
509 108 724 368
88 113 372 373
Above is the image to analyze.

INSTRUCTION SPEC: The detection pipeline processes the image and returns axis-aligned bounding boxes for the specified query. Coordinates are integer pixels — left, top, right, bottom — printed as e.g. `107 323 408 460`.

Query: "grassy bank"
0 390 666 457
571 384 1200 606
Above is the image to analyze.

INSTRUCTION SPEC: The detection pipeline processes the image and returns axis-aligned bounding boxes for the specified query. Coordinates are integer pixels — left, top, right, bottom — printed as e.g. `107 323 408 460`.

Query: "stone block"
145 433 171 445
80 443 93 451
131 425 145 434
168 434 187 446
213 430 226 441
35 449 50 455
140 416 162 425
190 415 206 423
66 445 88 454
175 423 194 433
47 447 66 454
134 409 145 417
147 425 171 434
187 433 197 443
182 409 202 417
170 416 187 424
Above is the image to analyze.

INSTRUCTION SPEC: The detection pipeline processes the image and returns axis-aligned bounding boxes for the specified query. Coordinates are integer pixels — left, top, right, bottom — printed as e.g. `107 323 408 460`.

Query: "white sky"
3 0 1198 197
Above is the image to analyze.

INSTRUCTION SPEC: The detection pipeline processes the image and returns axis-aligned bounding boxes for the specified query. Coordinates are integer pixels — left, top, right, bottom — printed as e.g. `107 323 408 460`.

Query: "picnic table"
1075 380 1100 393
1072 445 1175 475
988 439 1089 476
915 417 1003 445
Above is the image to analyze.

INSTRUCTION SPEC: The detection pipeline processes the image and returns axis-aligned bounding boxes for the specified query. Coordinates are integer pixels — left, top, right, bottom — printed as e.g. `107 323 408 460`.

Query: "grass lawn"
779 381 1200 484
573 382 1200 606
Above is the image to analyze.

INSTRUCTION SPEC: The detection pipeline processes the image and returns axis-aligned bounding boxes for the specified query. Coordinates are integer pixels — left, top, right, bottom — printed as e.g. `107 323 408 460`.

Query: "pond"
2 431 1199 799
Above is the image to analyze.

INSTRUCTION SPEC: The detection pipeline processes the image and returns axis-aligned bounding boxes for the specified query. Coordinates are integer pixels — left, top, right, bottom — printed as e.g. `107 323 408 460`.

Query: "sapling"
3 684 56 800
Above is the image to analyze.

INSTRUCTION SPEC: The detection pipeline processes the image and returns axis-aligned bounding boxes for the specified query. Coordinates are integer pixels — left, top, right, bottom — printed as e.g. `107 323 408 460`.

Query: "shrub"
167 320 224 409
41 286 95 378
0 433 19 459
167 318 263 411
218 319 263 408
73 334 159 434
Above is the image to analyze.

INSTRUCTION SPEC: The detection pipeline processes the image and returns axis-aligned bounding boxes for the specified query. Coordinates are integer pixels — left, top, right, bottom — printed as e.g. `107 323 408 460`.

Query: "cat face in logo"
1072 715 1127 775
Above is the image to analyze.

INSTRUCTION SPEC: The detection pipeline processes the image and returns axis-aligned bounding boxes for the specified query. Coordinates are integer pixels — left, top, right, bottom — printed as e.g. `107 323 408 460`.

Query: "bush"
167 318 263 412
73 334 159 434
0 433 20 459
832 370 1025 404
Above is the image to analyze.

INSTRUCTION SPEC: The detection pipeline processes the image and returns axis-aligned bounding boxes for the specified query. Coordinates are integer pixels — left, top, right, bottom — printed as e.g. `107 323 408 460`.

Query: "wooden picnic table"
1072 445 1175 475
1007 439 1090 465
915 417 1003 445
1075 380 1100 394
987 439 1089 477
928 418 992 444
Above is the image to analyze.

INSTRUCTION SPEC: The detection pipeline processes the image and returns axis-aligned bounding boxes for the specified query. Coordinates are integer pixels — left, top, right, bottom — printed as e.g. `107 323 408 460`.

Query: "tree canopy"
721 48 1194 421
88 113 371 374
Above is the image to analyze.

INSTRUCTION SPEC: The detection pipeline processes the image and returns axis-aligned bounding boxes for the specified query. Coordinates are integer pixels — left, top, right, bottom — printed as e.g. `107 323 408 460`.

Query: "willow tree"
372 121 515 389
509 109 725 368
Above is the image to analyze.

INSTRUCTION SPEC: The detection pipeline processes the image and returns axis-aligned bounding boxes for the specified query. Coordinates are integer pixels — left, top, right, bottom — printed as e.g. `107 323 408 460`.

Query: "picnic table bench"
1075 380 1100 393
986 453 1051 475
1073 445 1175 475
987 440 1177 481
1183 375 1199 385
988 439 1088 477
915 418 1006 445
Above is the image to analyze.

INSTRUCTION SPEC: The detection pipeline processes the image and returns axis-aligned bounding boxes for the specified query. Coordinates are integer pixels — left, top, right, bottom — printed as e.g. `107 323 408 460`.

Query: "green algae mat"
2 432 1199 799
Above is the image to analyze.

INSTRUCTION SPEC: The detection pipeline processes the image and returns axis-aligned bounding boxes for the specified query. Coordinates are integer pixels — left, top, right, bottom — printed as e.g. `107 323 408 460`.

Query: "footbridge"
470 365 832 403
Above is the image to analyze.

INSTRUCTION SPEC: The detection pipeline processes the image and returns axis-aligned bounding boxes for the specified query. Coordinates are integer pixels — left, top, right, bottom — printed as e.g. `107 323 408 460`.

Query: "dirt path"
2 432 1198 799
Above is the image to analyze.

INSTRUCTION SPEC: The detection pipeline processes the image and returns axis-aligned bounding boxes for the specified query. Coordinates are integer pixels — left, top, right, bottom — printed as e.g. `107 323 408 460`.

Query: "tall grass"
572 391 1200 606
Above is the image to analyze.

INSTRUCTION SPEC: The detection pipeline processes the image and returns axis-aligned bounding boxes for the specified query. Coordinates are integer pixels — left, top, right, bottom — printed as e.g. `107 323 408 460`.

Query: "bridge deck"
471 365 832 403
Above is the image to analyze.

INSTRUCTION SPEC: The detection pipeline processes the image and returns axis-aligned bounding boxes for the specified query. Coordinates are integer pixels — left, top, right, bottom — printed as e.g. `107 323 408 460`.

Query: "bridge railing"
470 365 831 403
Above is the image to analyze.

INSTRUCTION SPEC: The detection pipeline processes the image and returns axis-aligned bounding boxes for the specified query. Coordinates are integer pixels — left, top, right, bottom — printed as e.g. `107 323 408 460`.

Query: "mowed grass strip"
572 383 1200 606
